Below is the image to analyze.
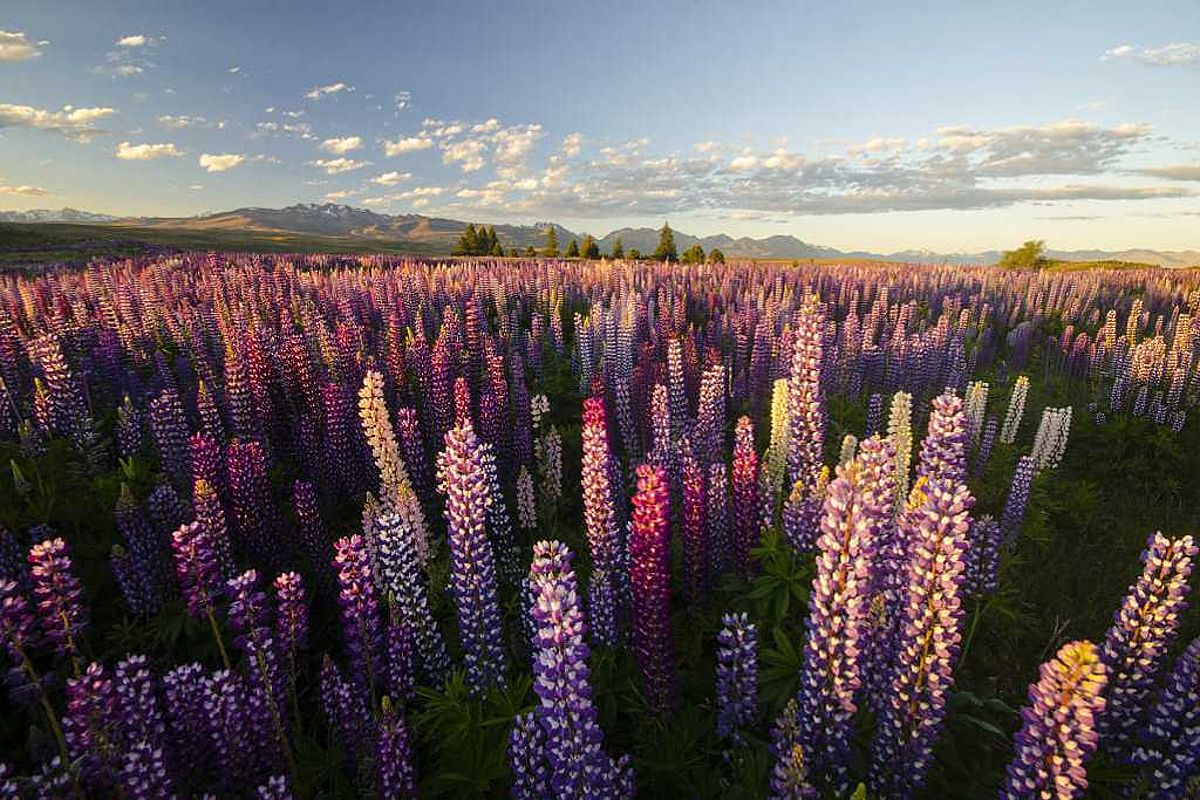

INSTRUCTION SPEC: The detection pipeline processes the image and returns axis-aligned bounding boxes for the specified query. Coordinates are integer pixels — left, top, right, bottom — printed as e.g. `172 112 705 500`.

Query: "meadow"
0 255 1196 799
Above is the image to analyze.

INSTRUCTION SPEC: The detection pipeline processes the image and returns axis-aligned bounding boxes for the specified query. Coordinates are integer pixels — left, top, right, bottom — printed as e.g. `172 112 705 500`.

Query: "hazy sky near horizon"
1 0 1198 252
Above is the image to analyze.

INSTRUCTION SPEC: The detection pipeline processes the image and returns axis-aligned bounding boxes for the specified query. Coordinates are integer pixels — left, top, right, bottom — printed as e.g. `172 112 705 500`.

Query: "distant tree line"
455 220 724 263
453 224 506 256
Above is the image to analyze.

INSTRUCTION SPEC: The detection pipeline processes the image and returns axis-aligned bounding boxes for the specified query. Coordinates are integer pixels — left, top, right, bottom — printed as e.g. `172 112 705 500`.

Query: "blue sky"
1 0 1198 251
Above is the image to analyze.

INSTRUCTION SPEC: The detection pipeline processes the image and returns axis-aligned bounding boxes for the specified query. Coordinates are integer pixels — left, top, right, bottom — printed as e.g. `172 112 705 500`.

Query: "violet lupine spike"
226 440 281 570
376 697 417 799
526 541 628 796
149 388 190 490
973 416 998 477
916 391 968 487
707 462 732 578
1131 637 1200 799
581 394 623 646
203 668 256 791
369 507 450 685
171 521 222 621
767 699 818 800
731 416 760 576
291 480 333 594
332 535 384 697
509 712 551 800
318 656 372 769
272 572 307 673
629 463 676 714
118 740 175 800
786 293 825 492
113 654 167 753
436 420 508 694
27 537 88 666
963 516 1002 596
1000 455 1037 547
681 446 708 607
999 640 1108 800
161 662 213 780
256 775 292 799
384 603 415 705
868 477 974 800
790 436 894 790
63 662 119 789
0 578 43 701
189 432 222 491
715 612 758 743
192 481 232 582
226 569 271 655
1097 532 1197 753
480 441 521 585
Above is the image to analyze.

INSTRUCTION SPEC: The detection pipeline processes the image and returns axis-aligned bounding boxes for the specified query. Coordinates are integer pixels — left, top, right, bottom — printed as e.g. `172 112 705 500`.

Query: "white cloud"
116 141 184 160
199 153 246 172
320 135 363 154
1102 42 1199 66
0 182 48 196
693 141 722 154
157 114 207 129
305 81 353 100
561 133 583 157
1137 164 1200 181
228 66 242 74
442 138 487 172
254 121 315 140
729 155 759 171
324 189 357 201
394 91 411 111
0 102 117 141
117 34 149 47
189 184 203 190
382 135 434 156
0 30 42 61
309 157 369 174
371 171 412 186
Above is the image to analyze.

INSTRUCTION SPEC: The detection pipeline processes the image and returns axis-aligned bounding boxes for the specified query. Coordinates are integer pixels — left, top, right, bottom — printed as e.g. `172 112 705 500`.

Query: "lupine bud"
630 463 675 713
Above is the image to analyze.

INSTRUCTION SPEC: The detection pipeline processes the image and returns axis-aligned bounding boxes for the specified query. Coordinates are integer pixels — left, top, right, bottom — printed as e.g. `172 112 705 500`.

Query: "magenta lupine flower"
1131 637 1200 799
333 535 384 696
1000 641 1108 800
27 537 88 664
1001 455 1037 547
787 294 825 492
509 712 552 800
272 572 308 664
522 541 629 795
190 432 223 491
193 478 233 579
716 612 758 743
196 379 225 441
790 436 894 790
1098 532 1196 752
869 477 973 799
581 395 623 646
630 463 676 713
377 697 417 798
369 508 450 685
707 462 732 577
453 375 473 427
149 388 190 490
171 521 222 620
731 416 760 576
916 392 968 486
681 445 708 607
437 420 508 693
114 654 166 751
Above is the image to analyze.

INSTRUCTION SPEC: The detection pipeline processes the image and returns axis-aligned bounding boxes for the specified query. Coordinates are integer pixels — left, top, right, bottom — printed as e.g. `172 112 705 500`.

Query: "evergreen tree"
524 246 536 257
629 247 642 260
653 222 678 262
565 239 580 258
455 223 479 256
681 243 705 264
543 226 560 257
491 239 505 257
708 248 725 264
611 237 625 259
581 234 600 260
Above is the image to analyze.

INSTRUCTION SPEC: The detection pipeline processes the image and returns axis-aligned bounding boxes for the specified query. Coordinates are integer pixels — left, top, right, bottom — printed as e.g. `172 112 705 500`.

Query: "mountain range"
2 204 1197 267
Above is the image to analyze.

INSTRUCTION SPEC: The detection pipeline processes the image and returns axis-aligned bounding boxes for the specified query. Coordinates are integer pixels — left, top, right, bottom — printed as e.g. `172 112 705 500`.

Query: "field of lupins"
0 255 1197 799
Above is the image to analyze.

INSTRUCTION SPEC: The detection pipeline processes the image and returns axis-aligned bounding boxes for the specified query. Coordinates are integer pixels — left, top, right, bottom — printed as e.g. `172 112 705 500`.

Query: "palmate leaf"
759 624 801 710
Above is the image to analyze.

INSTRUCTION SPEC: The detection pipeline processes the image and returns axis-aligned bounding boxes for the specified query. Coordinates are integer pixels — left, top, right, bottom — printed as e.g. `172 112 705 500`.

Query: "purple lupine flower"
791 436 894 790
436 420 508 694
963 516 1002 596
161 662 213 779
0 578 42 699
1131 637 1200 799
369 508 450 685
189 433 223 492
291 480 333 595
731 416 760 576
118 740 175 800
117 394 144 459
145 483 191 550
384 604 415 705
768 699 818 799
333 535 384 696
1098 532 1196 752
869 477 973 799
111 544 157 618
149 388 190 490
916 391 968 486
376 697 417 798
395 405 433 508
715 612 758 743
480 441 521 584
864 392 884 437
27 537 87 665
30 757 72 799
681 444 709 607
226 570 271 655
171 521 222 620
202 668 256 791
226 440 281 570
580 395 623 646
273 572 307 697
114 483 168 614
526 541 628 795
0 763 18 798
973 416 998 477
509 712 551 800
256 775 292 799
318 656 371 768
0 528 25 585
1000 455 1036 547
630 463 676 713
786 293 825 492
707 462 732 577
1000 641 1108 800
63 662 119 788
114 654 166 750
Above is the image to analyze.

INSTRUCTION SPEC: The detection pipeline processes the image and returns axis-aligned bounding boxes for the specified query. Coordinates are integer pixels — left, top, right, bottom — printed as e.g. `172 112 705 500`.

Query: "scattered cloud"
254 121 315 140
98 35 160 77
382 135 434 156
394 91 412 112
320 135 363 154
371 171 412 186
442 138 487 172
305 81 353 100
228 66 242 74
116 34 153 47
198 153 246 172
1102 42 1199 67
157 114 207 129
1136 164 1200 181
0 181 48 196
323 189 358 202
116 141 184 160
561 133 583 157
309 157 369 174
0 102 117 141
0 30 42 61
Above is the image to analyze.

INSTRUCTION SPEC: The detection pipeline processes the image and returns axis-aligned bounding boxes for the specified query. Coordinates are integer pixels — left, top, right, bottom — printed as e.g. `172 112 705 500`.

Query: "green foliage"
580 234 600 260
653 222 678 262
708 248 726 264
564 239 580 258
542 225 559 257
997 239 1047 270
681 243 706 264
610 237 625 259
628 247 642 260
